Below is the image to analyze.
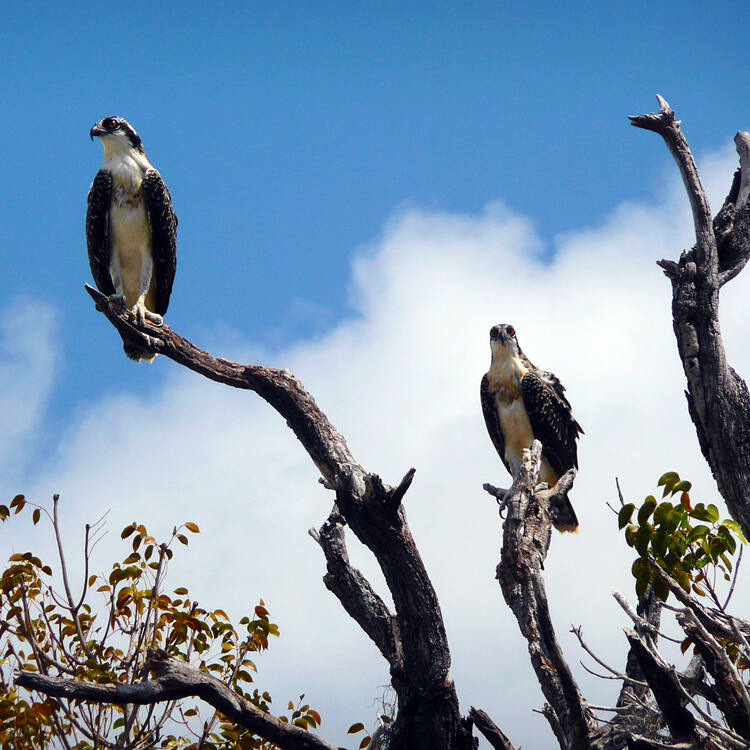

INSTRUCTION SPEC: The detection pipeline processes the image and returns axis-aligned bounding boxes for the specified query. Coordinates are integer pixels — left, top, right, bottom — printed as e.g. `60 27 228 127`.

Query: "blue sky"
3 0 749 429
3 2 750 747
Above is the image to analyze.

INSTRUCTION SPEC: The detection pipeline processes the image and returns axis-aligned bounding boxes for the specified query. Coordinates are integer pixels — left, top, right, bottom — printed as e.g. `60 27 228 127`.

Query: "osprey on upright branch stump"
481 323 583 531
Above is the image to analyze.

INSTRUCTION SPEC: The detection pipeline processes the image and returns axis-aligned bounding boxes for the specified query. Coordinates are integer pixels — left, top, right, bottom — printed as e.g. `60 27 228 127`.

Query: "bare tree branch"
309 510 401 667
468 707 517 750
493 442 595 749
623 632 698 746
630 97 750 540
629 95 714 264
83 283 474 749
16 651 338 750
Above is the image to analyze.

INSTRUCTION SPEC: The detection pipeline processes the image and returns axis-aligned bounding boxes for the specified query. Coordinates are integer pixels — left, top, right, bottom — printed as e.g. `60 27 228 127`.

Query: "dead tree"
14 96 750 750
630 96 750 540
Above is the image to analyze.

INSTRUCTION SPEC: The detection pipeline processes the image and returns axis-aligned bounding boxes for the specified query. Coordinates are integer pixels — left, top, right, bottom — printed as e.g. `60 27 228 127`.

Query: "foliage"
618 472 747 605
0 494 320 749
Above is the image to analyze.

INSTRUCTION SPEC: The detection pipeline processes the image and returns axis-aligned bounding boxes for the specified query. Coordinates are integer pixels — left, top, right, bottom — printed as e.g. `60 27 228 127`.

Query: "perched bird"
480 324 583 531
87 116 177 361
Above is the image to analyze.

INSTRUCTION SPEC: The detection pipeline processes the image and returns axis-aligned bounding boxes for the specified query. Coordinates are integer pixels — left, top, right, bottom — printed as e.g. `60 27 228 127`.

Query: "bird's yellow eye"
105 118 119 130
506 326 515 337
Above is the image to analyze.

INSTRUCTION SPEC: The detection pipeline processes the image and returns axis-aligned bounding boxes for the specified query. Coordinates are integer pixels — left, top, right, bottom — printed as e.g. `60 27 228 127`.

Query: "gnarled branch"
630 98 750 540
83 283 474 749
492 442 595 749
17 650 337 750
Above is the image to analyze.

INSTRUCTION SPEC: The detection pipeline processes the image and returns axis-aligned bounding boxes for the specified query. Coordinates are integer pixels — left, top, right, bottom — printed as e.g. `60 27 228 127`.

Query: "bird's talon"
145 311 164 326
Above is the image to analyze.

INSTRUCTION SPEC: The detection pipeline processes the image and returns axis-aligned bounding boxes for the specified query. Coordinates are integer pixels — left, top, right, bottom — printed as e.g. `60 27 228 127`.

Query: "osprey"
87 116 177 361
481 324 583 531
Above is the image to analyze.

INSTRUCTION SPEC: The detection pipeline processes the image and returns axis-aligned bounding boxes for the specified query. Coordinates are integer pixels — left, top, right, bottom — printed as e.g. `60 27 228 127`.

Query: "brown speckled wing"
142 169 177 316
86 170 114 296
521 371 582 477
481 373 511 477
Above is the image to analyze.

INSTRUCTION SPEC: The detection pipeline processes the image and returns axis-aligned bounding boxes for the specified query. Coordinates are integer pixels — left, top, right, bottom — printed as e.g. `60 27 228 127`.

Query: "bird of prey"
87 116 177 361
481 324 583 531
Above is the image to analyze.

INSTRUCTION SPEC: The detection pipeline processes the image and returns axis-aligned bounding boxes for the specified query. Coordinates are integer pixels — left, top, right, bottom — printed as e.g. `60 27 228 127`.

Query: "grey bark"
630 97 750 540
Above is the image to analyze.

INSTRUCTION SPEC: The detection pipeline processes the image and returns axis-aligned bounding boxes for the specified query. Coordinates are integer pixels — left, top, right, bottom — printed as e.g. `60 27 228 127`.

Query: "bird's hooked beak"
90 123 105 141
490 325 506 344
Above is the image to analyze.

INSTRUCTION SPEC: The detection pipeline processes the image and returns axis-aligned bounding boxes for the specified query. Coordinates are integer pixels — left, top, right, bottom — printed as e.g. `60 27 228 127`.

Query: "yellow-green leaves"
619 472 745 603
1 502 318 750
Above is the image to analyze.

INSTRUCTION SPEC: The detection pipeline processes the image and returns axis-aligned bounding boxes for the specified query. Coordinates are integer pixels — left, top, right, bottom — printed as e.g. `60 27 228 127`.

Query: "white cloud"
0 299 58 482
6 142 750 748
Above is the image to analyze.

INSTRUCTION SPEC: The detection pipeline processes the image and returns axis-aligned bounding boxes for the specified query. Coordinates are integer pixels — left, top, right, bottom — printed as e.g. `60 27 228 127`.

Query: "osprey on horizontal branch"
87 116 177 361
481 323 583 531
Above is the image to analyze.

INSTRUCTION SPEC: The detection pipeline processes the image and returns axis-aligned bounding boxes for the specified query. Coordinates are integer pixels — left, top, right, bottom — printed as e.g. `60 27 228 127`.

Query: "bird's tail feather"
551 492 579 533
123 341 156 363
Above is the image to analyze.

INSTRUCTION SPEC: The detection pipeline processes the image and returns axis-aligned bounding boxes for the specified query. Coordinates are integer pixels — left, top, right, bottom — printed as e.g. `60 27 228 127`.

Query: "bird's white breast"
495 396 534 474
105 152 153 308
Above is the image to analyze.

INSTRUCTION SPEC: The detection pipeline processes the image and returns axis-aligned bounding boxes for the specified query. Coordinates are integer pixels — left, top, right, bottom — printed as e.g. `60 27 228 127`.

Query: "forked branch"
630 97 750 540
80 283 477 749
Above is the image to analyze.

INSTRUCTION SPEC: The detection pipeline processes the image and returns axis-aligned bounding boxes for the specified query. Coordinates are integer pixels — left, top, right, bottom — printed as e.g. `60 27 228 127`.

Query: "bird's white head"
90 116 144 159
489 323 521 361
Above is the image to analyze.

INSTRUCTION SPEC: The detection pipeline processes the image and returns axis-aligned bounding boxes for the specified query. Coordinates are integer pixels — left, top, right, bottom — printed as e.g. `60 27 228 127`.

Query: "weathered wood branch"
630 99 750 540
629 95 714 263
309 510 401 668
492 441 595 749
84 283 475 749
17 650 337 750
679 611 750 741
468 707 517 750
623 632 698 746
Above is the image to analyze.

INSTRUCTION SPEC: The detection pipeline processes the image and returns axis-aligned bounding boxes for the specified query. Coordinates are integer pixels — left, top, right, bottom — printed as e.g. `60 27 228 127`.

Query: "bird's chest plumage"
488 355 533 472
495 396 534 472
106 156 152 306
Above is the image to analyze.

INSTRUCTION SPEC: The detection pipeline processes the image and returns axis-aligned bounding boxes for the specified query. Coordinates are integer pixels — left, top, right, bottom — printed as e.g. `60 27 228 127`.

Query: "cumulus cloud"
0 299 58 483
6 143 750 748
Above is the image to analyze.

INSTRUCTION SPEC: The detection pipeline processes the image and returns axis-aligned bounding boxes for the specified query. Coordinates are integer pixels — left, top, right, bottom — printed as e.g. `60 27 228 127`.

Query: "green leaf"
624 524 638 547
706 504 720 523
721 519 748 544
652 526 668 557
635 525 653 557
631 558 649 579
618 503 635 530
637 498 657 525
657 472 679 488
635 570 650 599
654 502 674 525
709 537 727 560
652 576 670 601
672 480 692 494
674 569 691 592
687 525 710 544
690 503 713 522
